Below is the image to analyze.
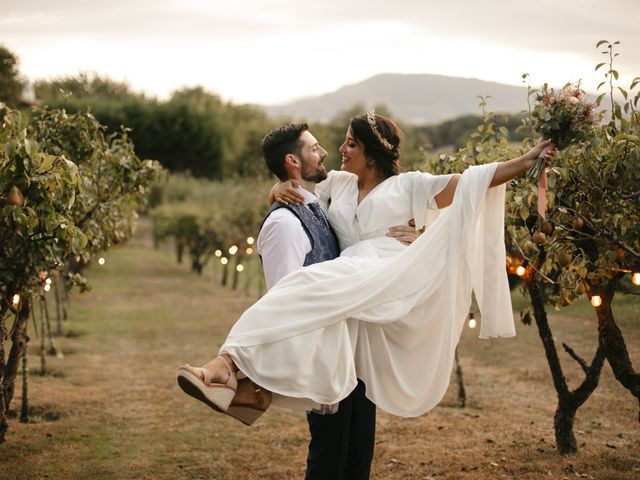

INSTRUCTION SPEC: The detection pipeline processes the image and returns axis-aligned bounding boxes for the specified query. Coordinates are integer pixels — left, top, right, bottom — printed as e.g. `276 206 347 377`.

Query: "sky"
2 0 639 105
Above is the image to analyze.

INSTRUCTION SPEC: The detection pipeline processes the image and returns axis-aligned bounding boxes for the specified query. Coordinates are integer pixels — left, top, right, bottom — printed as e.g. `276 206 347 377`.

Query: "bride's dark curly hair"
350 113 403 178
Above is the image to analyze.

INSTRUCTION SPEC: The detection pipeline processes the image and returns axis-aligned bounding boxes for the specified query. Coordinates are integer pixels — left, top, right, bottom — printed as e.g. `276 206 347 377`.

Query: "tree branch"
562 343 589 374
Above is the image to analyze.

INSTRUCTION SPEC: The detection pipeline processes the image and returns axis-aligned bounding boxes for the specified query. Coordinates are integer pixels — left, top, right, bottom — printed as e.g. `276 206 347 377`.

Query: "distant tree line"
1 44 527 179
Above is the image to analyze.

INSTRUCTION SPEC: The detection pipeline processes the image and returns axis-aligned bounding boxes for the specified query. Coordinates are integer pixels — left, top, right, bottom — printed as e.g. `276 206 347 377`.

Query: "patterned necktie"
307 202 328 226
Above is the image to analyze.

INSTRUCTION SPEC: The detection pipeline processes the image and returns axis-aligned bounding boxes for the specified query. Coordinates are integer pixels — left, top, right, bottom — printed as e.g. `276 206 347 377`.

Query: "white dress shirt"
257 188 321 290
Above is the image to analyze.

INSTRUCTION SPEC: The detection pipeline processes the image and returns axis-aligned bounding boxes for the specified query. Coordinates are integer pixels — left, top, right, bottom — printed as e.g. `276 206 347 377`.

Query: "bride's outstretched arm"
434 138 555 208
489 138 554 188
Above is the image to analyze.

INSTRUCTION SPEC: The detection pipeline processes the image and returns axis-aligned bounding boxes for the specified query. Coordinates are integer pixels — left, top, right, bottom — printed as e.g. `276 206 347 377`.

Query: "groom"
257 123 417 480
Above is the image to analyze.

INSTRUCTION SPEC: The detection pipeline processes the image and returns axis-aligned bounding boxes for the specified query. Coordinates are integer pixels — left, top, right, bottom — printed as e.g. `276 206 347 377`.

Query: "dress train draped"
221 163 514 417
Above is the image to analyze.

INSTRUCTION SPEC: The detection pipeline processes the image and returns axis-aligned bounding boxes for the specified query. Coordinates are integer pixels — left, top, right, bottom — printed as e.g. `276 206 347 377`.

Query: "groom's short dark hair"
261 123 309 181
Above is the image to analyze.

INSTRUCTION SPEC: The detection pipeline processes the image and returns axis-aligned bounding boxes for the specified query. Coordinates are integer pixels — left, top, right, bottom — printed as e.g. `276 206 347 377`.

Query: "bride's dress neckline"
355 175 393 207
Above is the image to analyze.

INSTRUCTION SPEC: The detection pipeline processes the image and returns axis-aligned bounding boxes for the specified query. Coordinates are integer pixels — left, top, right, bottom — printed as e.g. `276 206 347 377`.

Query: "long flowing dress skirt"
221 163 515 417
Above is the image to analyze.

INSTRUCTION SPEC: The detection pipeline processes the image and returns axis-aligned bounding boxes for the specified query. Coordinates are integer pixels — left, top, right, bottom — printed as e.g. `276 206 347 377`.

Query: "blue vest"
260 202 340 266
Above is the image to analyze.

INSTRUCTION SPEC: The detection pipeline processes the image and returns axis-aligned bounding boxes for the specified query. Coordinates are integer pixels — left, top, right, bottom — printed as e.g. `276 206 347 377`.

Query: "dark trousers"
305 379 376 480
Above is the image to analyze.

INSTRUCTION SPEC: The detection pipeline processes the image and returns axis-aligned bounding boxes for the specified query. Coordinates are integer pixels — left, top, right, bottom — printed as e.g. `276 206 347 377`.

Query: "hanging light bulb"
229 245 239 255
590 295 602 307
632 272 640 286
44 284 51 292
245 247 254 255
45 278 52 286
467 313 477 329
236 264 244 272
12 293 20 306
516 265 526 277
221 257 228 265
246 236 255 245
214 249 222 257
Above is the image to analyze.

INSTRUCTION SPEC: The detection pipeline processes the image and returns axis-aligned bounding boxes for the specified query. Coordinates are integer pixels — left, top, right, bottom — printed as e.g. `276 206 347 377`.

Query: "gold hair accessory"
366 109 394 151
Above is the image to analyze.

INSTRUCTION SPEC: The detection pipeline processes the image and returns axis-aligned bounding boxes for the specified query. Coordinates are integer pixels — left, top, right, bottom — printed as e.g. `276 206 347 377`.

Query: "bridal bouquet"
527 83 596 182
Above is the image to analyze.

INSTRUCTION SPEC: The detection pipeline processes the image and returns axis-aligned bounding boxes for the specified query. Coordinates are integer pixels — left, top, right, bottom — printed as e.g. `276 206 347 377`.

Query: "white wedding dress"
220 163 515 417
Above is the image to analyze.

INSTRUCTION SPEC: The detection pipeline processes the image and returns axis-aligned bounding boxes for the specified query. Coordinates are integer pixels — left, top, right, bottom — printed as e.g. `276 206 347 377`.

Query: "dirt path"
1 234 639 479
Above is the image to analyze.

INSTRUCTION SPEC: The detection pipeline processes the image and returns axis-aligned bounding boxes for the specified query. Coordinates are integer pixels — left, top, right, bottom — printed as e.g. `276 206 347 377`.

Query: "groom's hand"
387 218 419 245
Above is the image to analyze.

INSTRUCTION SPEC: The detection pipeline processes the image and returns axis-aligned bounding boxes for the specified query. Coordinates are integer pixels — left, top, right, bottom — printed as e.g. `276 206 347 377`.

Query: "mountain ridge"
260 73 530 125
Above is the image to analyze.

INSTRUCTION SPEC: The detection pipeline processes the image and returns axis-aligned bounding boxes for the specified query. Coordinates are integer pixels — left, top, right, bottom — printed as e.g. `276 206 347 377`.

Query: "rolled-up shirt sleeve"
256 209 311 290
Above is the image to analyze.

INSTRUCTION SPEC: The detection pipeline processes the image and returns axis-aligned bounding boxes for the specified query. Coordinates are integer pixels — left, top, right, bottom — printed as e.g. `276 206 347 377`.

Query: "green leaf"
612 70 619 80
38 154 55 172
595 62 606 71
547 174 556 189
618 87 628 99
596 40 608 48
25 139 38 158
26 214 39 230
4 139 17 157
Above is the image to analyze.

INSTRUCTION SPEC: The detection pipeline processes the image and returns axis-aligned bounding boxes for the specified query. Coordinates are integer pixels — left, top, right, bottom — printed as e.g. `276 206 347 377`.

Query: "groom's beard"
301 162 328 184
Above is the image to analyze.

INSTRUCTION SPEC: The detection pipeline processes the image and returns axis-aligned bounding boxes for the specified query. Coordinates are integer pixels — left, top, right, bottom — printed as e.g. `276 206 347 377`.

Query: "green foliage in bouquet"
531 84 597 150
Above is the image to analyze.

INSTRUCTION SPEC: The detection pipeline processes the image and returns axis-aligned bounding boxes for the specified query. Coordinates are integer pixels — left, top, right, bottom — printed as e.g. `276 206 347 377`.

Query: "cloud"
1 0 638 103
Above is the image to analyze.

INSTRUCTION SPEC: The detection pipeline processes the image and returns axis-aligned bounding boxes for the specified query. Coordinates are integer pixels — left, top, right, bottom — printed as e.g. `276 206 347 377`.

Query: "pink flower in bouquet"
531 83 597 150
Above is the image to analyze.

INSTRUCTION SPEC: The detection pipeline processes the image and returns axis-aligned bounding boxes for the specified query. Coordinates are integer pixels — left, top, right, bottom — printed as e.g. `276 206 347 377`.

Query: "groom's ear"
284 153 300 169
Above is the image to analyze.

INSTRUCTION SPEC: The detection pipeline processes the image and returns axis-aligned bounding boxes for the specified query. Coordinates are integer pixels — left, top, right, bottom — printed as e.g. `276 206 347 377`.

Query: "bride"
177 111 554 424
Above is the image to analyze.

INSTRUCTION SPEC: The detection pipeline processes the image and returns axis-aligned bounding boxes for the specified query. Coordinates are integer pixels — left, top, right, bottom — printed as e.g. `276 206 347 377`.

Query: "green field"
2 223 639 480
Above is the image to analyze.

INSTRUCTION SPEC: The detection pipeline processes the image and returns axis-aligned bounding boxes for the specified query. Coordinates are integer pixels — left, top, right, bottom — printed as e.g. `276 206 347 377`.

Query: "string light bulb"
229 245 239 255
236 264 244 272
468 313 477 329
214 249 222 257
221 257 228 265
246 236 255 245
516 266 526 277
44 284 51 292
98 257 106 265
45 278 52 286
245 247 254 255
633 272 640 286
590 295 602 308
12 294 20 306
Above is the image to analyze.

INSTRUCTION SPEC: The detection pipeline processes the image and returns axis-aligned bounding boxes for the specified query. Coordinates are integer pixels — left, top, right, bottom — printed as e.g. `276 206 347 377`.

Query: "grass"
1 221 639 479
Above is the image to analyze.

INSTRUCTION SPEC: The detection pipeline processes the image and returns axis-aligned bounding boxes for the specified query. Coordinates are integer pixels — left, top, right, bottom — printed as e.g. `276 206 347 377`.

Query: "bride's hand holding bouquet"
527 83 597 217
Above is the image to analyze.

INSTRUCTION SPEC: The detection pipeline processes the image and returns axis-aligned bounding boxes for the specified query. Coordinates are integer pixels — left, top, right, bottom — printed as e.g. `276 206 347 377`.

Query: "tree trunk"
221 263 229 287
37 299 46 375
454 347 466 408
19 347 28 423
58 270 69 320
232 255 244 290
526 278 605 454
526 279 568 397
42 295 59 356
176 241 184 264
54 273 64 327
554 402 577 454
2 300 31 410
54 283 63 335
596 288 640 420
192 259 203 274
0 303 10 444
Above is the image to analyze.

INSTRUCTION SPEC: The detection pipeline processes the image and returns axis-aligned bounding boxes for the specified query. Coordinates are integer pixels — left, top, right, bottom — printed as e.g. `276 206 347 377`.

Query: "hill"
261 73 529 124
